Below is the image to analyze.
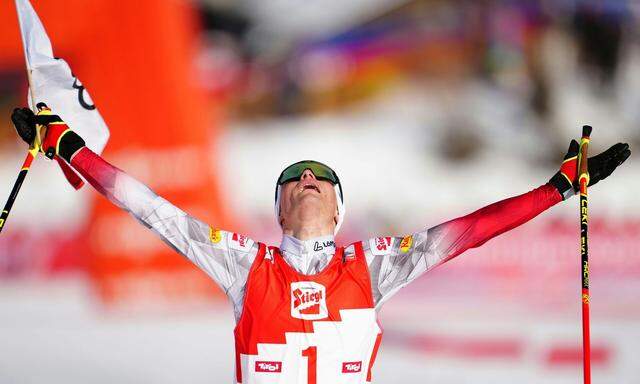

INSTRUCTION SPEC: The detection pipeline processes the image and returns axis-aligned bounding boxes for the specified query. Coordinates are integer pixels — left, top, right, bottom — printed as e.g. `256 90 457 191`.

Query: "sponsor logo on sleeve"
209 227 222 244
342 361 362 373
399 235 413 253
229 233 254 251
369 237 394 256
291 281 328 320
255 361 282 373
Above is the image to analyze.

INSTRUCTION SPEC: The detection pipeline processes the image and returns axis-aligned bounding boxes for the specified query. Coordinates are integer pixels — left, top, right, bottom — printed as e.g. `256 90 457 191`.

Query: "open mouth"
301 184 320 193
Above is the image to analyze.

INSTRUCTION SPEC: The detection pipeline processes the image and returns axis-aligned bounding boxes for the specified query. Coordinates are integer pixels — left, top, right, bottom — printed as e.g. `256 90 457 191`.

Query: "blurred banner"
1 0 230 308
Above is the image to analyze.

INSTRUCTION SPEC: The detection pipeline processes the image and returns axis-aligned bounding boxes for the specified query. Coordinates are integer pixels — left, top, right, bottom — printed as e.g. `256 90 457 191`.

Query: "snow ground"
1 278 638 384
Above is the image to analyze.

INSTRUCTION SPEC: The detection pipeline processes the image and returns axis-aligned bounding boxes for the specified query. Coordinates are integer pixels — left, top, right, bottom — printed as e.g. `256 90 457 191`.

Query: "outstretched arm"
10 107 257 311
366 183 560 308
365 140 630 309
70 147 257 296
427 183 560 262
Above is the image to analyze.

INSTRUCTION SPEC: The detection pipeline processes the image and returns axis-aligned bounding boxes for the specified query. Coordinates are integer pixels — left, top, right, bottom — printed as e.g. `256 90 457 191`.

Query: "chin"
295 205 330 221
296 194 323 207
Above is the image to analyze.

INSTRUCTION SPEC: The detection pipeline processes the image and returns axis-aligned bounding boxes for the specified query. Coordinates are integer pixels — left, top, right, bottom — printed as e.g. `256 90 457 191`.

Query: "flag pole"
0 2 43 234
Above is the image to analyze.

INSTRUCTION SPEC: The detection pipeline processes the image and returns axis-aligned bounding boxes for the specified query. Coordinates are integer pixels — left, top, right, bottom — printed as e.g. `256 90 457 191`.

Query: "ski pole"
578 125 592 384
0 73 45 234
0 146 39 234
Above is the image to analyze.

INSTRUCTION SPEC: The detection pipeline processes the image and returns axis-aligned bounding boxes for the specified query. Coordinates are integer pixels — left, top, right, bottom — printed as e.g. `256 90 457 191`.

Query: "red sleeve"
71 147 119 202
429 183 562 263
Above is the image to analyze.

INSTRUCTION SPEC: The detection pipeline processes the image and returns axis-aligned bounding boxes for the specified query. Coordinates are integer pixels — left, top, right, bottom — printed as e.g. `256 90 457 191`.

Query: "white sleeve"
363 231 441 310
71 147 257 317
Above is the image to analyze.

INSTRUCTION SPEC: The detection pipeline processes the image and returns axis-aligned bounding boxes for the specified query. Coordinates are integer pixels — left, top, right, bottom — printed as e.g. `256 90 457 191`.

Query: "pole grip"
579 126 591 187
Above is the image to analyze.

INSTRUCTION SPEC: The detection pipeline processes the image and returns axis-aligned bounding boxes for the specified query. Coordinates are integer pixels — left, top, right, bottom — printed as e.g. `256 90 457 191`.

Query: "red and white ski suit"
69 147 562 383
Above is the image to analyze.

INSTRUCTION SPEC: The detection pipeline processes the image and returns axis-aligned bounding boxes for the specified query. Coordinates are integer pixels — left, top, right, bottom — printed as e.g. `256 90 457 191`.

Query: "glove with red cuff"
550 139 631 200
11 103 85 163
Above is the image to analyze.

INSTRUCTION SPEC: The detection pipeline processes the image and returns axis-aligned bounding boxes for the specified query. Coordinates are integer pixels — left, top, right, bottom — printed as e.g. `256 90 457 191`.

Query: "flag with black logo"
15 0 110 154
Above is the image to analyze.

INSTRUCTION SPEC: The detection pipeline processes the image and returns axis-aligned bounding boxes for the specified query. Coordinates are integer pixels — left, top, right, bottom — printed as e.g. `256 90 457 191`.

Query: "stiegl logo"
291 281 328 320
255 361 282 373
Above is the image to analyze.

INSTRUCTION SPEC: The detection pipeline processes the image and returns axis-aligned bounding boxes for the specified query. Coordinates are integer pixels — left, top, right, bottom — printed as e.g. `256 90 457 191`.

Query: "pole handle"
579 125 591 186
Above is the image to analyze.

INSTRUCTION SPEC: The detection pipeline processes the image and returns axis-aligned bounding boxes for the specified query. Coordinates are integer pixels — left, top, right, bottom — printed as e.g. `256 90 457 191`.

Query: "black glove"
588 142 631 187
10 104 85 162
11 107 37 145
550 139 631 200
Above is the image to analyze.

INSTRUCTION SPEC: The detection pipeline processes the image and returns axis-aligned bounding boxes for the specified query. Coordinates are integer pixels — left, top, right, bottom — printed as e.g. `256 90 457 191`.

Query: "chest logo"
291 281 328 320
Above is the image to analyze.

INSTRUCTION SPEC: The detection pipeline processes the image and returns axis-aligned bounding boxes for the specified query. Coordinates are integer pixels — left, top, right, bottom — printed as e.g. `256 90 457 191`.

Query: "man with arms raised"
10 106 630 383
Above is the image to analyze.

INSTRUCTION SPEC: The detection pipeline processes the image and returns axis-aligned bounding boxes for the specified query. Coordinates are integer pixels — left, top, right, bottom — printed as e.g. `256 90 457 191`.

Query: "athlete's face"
279 169 338 232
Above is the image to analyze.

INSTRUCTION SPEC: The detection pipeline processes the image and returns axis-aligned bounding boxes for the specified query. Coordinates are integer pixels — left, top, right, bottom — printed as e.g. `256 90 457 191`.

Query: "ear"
333 207 339 225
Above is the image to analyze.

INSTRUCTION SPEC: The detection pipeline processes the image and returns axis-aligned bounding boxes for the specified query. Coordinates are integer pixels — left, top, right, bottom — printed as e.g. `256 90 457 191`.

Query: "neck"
280 234 336 256
282 225 334 240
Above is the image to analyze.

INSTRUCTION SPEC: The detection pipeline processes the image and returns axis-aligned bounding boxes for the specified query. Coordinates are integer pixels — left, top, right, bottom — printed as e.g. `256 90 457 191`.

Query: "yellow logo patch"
400 235 413 253
209 227 222 243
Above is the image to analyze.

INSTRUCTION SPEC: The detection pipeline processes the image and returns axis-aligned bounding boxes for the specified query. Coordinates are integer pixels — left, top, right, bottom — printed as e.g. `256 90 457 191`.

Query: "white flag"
15 0 110 154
